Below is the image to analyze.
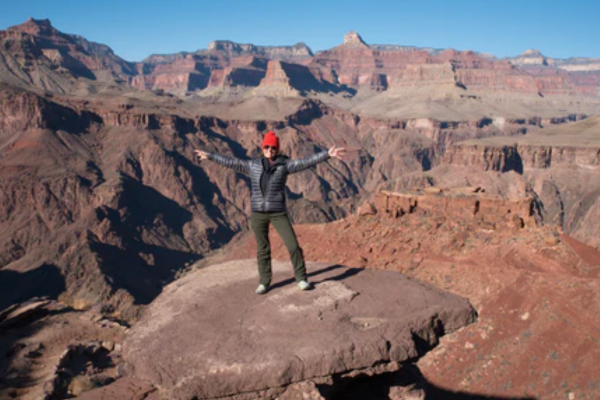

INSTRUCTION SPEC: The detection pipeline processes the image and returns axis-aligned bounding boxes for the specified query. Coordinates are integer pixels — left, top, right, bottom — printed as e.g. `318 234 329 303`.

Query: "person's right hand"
194 149 209 161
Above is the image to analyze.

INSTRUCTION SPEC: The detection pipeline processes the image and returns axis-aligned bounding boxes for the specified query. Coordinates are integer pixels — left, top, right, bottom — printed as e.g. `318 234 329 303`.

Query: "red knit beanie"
262 131 280 149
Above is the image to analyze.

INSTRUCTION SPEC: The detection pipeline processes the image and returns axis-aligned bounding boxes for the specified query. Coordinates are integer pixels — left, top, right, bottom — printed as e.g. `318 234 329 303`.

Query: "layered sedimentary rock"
373 189 537 229
441 114 600 248
133 54 271 91
129 55 211 91
445 113 600 171
444 142 600 172
253 60 339 96
4 19 600 99
207 56 268 87
1 18 135 85
308 34 542 94
394 62 459 88
207 40 313 62
136 41 312 92
509 49 600 72
507 50 600 96
443 144 523 172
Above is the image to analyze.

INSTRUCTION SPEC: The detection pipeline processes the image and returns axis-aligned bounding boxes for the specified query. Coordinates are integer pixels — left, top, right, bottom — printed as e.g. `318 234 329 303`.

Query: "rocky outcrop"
2 18 135 82
509 49 600 72
394 62 460 88
0 84 101 135
123 259 476 400
445 142 600 171
129 55 211 91
207 56 268 87
132 55 271 91
507 50 600 96
75 378 157 400
135 42 312 92
207 40 313 62
343 31 369 47
307 34 542 94
443 144 523 172
4 19 600 99
440 118 600 248
508 49 550 67
373 189 538 229
518 145 600 168
254 61 339 95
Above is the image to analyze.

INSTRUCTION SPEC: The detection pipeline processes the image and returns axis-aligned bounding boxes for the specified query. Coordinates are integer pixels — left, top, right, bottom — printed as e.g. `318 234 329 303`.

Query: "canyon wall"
444 142 600 171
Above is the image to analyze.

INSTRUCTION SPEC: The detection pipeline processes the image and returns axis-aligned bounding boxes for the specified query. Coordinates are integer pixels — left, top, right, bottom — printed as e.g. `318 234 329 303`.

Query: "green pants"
250 212 306 286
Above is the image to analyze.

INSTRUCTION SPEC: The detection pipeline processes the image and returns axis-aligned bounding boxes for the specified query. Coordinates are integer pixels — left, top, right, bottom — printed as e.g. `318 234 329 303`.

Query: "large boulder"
123 260 476 400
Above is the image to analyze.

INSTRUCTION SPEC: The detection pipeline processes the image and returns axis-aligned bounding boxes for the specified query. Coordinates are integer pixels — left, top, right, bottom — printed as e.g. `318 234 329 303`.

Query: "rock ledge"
124 259 476 400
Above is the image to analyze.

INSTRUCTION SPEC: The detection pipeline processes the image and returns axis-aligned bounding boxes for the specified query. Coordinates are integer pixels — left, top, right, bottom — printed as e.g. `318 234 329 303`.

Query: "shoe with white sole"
255 284 269 295
297 280 311 291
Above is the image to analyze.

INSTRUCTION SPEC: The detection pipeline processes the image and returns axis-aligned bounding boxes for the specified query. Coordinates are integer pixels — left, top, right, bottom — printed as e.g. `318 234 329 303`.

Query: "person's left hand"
194 149 209 161
328 145 346 160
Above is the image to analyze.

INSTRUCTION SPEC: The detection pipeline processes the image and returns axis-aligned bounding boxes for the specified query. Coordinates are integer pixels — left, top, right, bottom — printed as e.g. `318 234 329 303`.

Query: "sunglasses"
263 145 278 151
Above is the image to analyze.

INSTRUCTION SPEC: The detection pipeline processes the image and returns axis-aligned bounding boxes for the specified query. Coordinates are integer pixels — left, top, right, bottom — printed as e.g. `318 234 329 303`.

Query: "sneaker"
297 280 311 291
255 284 269 295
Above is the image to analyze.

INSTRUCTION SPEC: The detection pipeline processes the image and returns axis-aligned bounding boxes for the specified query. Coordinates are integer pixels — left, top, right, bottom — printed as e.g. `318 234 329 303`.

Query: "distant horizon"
1 0 599 62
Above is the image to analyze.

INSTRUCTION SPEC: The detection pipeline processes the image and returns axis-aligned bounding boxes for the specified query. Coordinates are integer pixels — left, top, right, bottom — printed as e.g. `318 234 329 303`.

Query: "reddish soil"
224 212 600 400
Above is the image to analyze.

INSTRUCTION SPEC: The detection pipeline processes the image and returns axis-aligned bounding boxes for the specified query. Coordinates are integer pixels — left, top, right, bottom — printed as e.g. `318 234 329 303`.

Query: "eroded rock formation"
373 188 538 230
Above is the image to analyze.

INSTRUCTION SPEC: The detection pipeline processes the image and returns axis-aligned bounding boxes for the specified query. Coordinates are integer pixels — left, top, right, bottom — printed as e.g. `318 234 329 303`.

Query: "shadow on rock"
268 264 363 291
320 364 537 400
0 301 72 397
0 264 65 310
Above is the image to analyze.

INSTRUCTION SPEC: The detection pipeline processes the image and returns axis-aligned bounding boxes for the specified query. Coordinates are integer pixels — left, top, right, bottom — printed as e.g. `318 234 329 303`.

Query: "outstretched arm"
194 150 250 175
286 145 346 174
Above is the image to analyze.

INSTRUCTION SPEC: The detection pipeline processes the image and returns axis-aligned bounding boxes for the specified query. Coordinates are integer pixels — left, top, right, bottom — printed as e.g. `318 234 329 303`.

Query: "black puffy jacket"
206 151 330 213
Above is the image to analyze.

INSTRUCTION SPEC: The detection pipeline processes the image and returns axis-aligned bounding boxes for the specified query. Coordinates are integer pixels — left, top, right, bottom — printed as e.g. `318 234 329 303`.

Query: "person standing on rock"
195 131 345 294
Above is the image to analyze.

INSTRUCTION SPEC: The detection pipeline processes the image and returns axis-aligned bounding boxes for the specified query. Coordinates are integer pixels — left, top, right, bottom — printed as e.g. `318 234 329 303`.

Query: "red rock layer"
309 44 542 94
373 190 536 229
445 142 600 171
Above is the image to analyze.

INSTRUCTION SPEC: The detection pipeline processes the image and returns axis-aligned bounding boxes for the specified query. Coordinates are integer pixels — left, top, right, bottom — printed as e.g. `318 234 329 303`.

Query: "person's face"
263 145 278 160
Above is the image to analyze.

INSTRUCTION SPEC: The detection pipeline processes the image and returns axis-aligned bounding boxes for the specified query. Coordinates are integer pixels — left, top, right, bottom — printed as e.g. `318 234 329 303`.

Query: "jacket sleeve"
286 151 330 174
206 153 251 174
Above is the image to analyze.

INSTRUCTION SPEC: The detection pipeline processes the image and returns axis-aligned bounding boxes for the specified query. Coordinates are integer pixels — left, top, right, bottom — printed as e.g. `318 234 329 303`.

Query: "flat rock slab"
75 377 158 400
124 260 476 400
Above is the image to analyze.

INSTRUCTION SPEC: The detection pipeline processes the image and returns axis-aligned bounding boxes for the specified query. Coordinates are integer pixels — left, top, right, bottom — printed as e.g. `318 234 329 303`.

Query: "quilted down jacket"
206 151 330 212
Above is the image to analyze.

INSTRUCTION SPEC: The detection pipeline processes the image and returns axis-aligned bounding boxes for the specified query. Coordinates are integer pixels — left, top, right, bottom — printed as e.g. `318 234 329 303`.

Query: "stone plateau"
123 259 476 400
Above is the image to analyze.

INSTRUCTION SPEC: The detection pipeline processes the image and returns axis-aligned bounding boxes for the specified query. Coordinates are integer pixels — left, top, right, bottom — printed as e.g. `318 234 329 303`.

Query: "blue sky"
1 0 598 62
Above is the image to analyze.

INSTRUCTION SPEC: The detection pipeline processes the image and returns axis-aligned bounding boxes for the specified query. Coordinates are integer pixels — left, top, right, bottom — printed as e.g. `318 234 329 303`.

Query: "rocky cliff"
206 40 313 62
4 19 600 104
442 117 600 248
444 127 600 172
373 189 537 230
506 50 600 96
1 18 135 84
308 35 542 94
